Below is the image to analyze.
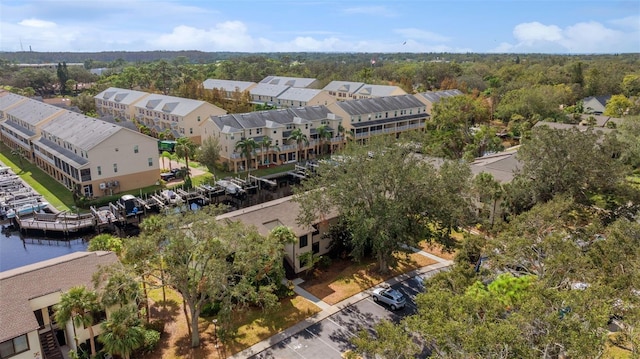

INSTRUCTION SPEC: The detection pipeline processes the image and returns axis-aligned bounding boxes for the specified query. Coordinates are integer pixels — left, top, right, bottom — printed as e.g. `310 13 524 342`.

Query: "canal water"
0 227 89 271
0 173 299 271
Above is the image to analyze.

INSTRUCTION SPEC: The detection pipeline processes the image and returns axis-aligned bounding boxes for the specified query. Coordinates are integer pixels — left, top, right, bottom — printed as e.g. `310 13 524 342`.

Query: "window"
97 166 102 175
134 145 139 154
312 242 320 254
299 234 308 248
190 128 193 134
148 157 153 166
0 335 29 358
113 164 118 173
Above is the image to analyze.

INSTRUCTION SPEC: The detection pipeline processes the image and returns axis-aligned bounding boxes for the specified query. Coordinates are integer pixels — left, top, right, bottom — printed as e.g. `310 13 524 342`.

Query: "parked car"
371 287 406 310
160 172 175 181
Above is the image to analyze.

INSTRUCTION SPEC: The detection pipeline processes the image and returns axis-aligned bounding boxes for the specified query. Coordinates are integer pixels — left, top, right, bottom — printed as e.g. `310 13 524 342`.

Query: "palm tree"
160 151 173 170
287 128 309 163
99 307 145 359
315 124 332 157
260 136 273 166
235 138 258 174
337 123 346 151
55 286 100 358
174 137 197 178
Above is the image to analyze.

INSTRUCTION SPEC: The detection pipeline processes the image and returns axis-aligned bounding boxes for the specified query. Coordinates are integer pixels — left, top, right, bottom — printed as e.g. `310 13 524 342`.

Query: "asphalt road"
249 271 438 359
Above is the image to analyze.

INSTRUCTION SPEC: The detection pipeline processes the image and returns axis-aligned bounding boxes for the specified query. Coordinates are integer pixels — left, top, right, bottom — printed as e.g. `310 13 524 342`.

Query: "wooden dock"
15 213 96 236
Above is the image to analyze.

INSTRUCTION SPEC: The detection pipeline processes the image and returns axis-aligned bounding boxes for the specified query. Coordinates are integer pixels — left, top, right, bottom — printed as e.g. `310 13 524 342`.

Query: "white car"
371 287 406 310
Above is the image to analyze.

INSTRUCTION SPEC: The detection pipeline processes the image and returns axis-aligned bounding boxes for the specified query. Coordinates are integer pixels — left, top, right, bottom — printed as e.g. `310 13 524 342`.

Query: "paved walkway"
230 250 453 359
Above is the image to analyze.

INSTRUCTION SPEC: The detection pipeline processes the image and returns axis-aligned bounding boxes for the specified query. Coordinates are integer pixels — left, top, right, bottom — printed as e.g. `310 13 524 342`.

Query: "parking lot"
248 272 435 359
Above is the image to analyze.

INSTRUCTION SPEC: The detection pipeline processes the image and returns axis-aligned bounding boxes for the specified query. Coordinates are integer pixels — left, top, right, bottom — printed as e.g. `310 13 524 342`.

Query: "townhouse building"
94 87 149 121
202 79 257 99
259 76 320 89
0 251 119 359
273 87 335 108
33 111 160 197
0 97 65 156
327 94 429 142
249 83 290 107
201 106 342 172
132 93 226 144
415 89 464 115
0 93 160 198
217 195 338 273
323 81 407 101
0 92 28 119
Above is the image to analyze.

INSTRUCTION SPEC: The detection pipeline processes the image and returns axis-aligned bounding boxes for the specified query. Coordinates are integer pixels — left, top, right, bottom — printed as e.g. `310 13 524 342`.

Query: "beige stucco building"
33 111 159 197
132 93 226 144
323 81 407 101
202 79 257 99
274 88 335 108
0 251 119 359
94 87 150 121
201 106 342 173
217 196 337 273
259 76 320 89
327 94 429 142
415 89 464 115
0 93 160 198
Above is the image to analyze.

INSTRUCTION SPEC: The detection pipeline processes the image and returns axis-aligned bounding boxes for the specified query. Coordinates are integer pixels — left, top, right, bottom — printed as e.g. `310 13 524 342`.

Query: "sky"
0 0 638 54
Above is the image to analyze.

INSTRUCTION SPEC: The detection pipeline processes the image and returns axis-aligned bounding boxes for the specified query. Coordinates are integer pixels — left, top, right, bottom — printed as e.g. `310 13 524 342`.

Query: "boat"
160 190 183 205
216 179 244 195
5 202 49 219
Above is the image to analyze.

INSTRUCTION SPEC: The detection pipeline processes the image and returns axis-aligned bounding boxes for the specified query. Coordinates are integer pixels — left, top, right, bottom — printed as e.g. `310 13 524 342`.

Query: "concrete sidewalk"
230 252 453 359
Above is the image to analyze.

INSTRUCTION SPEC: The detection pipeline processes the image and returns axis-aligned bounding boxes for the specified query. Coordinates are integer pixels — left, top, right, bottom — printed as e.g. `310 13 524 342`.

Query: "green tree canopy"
294 136 473 273
124 205 289 348
54 286 101 357
514 125 627 205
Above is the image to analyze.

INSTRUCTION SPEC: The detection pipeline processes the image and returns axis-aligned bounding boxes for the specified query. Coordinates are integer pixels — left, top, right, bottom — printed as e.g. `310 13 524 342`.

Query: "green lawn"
0 143 74 211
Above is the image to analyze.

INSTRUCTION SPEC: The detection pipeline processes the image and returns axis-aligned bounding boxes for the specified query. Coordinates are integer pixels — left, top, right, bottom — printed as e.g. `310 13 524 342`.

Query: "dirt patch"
419 242 457 261
301 252 437 305
141 292 319 359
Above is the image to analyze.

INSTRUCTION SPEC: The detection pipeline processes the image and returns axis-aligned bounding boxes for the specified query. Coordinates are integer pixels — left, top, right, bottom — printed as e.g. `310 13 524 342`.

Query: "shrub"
200 301 221 317
141 329 161 353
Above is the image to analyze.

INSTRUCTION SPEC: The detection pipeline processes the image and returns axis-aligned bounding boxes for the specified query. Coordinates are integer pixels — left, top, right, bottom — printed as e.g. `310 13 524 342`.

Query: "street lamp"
212 319 218 348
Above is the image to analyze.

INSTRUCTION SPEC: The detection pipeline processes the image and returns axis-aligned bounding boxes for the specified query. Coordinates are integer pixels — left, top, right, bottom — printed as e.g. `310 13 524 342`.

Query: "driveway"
247 269 443 359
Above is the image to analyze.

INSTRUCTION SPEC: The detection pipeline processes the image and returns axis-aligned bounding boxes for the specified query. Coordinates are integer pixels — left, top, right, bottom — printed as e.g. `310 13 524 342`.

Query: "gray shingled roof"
95 87 148 105
135 94 209 117
260 76 317 88
0 251 119 343
335 94 425 115
40 111 124 151
356 84 406 97
278 88 323 102
250 83 290 98
417 89 463 104
217 195 315 237
202 79 256 92
2 120 36 137
210 105 337 133
36 137 89 167
469 150 520 183
6 99 64 126
0 92 28 111
322 81 365 94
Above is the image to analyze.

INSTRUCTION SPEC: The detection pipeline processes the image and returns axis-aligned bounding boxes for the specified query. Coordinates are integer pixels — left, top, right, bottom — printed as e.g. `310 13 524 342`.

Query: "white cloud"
496 20 638 53
150 22 256 51
513 22 563 43
18 18 56 28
